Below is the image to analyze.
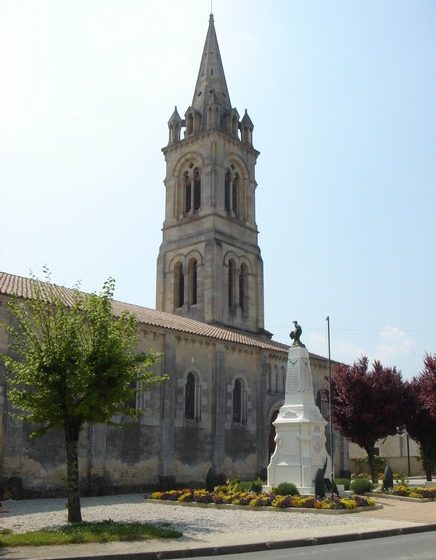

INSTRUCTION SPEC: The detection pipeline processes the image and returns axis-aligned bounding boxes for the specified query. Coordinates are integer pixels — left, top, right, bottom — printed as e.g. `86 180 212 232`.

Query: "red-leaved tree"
330 356 408 482
405 354 436 481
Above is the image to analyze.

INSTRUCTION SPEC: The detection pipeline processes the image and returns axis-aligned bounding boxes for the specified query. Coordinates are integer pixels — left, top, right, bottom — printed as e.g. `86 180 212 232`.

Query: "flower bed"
144 489 376 511
376 485 436 500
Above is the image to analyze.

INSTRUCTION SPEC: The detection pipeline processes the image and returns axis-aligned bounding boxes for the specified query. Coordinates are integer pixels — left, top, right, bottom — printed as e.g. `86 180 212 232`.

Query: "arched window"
232 173 239 215
224 170 231 212
184 171 191 214
224 168 239 217
232 377 246 424
185 373 196 419
228 259 235 308
239 263 248 313
184 167 201 215
193 167 201 211
185 372 201 421
188 258 198 305
174 262 184 308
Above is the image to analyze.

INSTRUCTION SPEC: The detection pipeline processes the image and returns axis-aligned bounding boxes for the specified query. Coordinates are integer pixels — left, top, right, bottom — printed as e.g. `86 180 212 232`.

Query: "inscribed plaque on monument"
312 425 322 455
302 360 313 392
286 358 300 392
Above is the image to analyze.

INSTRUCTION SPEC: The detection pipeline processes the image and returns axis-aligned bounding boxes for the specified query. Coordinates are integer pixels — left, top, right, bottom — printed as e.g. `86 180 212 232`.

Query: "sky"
0 0 435 380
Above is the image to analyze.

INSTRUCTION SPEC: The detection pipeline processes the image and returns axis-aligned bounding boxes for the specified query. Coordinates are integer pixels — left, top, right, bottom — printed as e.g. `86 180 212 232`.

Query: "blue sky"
0 0 434 379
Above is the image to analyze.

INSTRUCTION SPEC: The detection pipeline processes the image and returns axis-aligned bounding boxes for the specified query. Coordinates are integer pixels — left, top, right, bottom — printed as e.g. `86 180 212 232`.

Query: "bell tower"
156 14 267 336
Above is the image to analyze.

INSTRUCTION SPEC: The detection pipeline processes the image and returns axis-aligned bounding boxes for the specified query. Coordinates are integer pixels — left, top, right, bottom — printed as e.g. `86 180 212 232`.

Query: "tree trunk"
422 450 433 482
365 447 378 483
65 421 82 522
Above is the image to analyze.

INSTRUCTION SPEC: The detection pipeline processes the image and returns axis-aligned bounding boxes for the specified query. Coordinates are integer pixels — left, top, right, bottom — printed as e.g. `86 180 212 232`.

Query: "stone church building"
0 15 347 498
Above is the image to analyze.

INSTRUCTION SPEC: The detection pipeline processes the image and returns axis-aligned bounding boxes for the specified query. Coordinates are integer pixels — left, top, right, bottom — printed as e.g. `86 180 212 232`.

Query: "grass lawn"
0 520 182 547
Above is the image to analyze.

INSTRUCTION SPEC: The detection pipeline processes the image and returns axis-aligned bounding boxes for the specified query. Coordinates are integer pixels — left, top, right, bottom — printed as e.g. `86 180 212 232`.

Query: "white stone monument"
267 322 330 494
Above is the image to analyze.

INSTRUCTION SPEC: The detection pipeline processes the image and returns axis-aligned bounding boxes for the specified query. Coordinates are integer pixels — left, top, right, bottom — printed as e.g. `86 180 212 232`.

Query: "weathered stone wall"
0 296 343 498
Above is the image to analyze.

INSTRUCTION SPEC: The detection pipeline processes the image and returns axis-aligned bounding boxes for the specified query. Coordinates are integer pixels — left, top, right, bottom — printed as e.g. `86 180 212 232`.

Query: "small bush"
335 478 350 490
351 472 371 480
382 465 394 491
205 468 227 491
250 479 264 494
314 468 326 498
350 478 373 494
275 482 300 496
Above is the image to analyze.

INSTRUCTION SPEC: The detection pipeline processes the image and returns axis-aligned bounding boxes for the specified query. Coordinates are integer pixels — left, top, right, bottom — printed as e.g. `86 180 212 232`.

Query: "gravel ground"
0 494 378 537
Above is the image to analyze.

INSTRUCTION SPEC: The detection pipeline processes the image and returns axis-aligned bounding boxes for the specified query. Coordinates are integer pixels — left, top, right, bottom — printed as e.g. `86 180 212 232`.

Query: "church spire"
191 14 232 118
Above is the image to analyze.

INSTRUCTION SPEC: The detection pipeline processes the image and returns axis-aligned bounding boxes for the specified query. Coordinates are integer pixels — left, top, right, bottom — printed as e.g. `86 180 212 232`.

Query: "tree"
405 354 436 481
0 272 165 522
330 356 408 483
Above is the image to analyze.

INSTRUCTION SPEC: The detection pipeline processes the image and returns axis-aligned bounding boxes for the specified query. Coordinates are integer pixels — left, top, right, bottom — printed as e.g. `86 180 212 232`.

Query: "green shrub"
350 478 373 494
314 468 326 498
382 465 394 491
205 468 227 491
275 482 299 496
335 478 350 490
250 479 264 494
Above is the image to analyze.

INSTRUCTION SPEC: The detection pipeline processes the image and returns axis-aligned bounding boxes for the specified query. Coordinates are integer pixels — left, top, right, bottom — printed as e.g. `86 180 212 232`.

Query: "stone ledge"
144 499 382 515
371 492 433 503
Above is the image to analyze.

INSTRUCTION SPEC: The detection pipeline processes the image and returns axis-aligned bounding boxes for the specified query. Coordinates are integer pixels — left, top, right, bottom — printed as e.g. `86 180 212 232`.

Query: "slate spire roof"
191 14 232 116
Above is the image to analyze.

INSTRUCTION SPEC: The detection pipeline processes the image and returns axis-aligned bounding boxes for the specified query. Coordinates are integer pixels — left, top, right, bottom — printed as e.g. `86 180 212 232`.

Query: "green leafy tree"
0 272 165 522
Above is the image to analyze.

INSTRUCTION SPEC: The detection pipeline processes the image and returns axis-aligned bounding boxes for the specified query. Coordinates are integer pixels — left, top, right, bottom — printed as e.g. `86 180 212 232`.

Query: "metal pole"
406 433 411 477
326 316 335 496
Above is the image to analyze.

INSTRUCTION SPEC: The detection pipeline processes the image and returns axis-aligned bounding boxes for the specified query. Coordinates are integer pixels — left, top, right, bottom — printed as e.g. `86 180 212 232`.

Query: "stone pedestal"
267 346 329 494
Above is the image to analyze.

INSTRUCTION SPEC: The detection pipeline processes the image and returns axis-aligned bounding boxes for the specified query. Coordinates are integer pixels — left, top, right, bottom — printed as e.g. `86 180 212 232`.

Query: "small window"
239 263 248 313
184 171 191 214
193 168 201 211
224 170 231 212
232 378 246 424
175 262 184 308
228 259 235 308
188 258 198 305
185 372 201 422
185 373 196 419
232 173 239 215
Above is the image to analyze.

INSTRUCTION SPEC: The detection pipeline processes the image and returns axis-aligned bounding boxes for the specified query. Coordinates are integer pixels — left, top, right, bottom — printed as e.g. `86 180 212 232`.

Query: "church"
0 15 348 498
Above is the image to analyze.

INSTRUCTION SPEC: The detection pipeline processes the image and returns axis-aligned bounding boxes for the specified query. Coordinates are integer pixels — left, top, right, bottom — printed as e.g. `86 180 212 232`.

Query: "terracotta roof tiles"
0 271 329 361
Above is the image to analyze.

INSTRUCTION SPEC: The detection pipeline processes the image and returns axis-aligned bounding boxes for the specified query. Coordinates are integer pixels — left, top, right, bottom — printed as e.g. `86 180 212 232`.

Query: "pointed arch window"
224 168 239 217
185 372 201 421
233 377 246 424
188 258 198 306
174 262 184 309
184 167 201 215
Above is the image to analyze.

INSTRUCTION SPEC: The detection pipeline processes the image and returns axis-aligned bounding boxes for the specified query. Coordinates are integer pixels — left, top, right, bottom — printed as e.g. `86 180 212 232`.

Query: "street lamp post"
326 316 335 495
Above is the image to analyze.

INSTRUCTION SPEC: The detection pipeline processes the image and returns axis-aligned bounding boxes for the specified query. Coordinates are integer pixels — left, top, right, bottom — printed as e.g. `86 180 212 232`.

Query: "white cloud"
373 326 415 367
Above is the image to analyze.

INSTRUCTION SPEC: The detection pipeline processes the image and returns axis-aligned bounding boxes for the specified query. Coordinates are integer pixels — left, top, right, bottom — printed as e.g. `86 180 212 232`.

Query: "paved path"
0 495 435 560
